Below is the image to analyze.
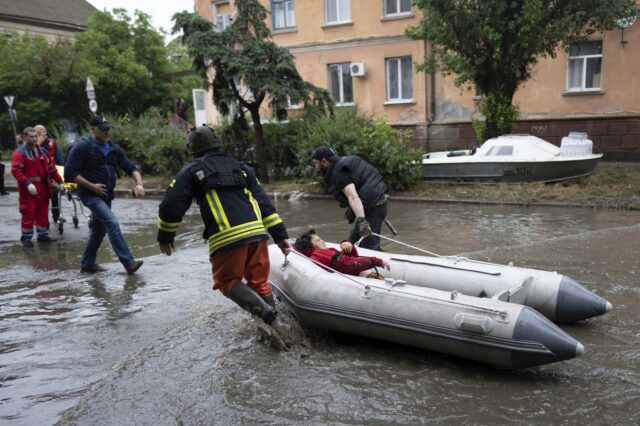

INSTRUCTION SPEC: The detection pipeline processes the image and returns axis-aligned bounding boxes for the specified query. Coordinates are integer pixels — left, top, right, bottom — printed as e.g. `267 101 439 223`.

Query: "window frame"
566 40 603 92
385 56 414 103
383 0 412 17
272 0 296 30
325 0 351 25
327 62 354 106
212 1 232 32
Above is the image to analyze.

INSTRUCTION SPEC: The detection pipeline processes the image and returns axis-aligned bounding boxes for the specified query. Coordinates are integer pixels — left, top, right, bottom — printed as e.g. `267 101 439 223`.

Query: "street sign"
86 78 97 113
4 96 13 108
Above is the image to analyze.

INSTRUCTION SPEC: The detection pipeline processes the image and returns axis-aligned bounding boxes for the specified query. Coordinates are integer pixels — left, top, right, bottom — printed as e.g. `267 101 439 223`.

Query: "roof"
0 0 97 32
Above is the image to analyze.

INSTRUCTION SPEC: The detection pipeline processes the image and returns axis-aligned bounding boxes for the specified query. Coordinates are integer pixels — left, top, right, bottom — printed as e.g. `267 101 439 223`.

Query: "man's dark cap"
311 146 337 160
89 116 111 130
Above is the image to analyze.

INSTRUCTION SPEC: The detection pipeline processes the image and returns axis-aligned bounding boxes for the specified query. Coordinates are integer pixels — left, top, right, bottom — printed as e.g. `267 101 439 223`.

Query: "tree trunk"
249 107 269 183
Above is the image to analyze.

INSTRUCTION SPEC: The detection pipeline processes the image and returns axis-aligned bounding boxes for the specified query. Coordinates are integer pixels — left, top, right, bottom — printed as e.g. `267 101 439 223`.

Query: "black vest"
192 149 247 203
325 155 387 209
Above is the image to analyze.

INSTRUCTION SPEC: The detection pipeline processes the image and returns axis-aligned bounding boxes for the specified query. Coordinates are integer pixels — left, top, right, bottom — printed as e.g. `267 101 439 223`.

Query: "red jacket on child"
296 242 384 276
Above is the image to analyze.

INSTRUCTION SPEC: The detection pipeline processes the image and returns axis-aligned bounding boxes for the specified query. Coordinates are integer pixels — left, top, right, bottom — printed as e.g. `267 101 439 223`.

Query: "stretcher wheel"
73 217 79 228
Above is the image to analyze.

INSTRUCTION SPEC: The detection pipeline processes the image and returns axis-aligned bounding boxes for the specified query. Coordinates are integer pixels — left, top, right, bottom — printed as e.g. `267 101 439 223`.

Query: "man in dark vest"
157 126 290 325
311 146 388 251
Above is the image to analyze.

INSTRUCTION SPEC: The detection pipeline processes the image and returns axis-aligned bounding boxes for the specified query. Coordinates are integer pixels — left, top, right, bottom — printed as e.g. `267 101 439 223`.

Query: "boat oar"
384 219 398 235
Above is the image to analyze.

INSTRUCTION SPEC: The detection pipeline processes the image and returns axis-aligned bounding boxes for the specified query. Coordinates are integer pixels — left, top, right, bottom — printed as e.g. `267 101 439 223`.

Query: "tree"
75 9 172 116
0 33 90 146
407 0 636 140
173 0 331 182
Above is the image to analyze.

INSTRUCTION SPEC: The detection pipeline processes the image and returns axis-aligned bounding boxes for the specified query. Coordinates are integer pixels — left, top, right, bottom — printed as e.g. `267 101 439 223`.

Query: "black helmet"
187 126 218 155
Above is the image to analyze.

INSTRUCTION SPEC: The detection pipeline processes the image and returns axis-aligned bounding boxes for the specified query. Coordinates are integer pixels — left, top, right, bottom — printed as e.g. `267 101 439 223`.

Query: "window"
384 0 411 16
567 40 602 91
484 146 513 156
272 0 296 29
286 95 302 110
327 63 353 105
212 1 232 32
325 0 350 24
385 56 413 102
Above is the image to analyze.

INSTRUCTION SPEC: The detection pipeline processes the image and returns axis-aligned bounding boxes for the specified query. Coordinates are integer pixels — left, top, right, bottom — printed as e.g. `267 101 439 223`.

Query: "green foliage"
75 9 172 116
473 93 520 141
292 109 421 191
408 0 636 138
173 0 332 181
109 108 189 175
0 33 89 146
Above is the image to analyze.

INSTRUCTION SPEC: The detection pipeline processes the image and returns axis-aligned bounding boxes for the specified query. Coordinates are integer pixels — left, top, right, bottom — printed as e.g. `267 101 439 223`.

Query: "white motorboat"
268 244 584 369
421 133 602 182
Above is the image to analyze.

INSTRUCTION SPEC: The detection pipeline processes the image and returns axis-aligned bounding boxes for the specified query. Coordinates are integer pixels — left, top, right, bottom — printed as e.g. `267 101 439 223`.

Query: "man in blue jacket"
64 116 144 274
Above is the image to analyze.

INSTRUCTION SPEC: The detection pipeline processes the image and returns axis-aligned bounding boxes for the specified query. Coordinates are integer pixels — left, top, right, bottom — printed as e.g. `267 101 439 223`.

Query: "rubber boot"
228 282 277 324
262 293 275 308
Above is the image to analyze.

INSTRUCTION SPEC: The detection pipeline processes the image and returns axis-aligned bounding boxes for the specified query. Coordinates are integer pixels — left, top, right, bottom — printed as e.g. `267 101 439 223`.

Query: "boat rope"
371 233 442 258
285 249 509 318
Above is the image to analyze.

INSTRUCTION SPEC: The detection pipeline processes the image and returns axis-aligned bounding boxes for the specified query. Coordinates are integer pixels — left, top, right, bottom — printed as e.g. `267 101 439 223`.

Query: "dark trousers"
348 203 387 251
0 163 6 193
51 187 60 222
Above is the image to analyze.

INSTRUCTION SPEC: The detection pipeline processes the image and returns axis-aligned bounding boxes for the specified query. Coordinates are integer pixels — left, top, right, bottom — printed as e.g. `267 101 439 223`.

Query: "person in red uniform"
293 229 390 276
35 124 65 225
11 127 63 246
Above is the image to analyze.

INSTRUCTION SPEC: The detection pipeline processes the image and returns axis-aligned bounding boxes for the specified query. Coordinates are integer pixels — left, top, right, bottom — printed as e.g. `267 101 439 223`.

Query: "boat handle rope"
285 249 508 318
364 233 474 265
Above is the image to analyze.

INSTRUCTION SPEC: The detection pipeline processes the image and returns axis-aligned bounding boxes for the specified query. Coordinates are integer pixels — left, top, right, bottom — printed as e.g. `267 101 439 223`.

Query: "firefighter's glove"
344 207 356 224
356 217 372 238
27 183 38 196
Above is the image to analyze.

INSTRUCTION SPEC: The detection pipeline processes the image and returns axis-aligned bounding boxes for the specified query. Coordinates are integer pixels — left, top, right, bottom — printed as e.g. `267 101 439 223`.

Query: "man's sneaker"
125 260 143 275
80 264 107 273
37 235 57 243
21 239 34 247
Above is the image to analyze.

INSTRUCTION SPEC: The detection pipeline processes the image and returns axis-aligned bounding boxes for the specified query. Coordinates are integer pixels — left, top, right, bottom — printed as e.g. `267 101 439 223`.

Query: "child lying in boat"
293 229 390 277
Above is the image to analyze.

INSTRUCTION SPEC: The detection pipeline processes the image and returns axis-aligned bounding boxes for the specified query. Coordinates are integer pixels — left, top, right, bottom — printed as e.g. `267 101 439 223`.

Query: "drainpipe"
424 40 436 152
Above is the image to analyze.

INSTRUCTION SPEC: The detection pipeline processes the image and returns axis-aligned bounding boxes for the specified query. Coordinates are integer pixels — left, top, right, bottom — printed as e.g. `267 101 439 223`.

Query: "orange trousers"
210 240 273 297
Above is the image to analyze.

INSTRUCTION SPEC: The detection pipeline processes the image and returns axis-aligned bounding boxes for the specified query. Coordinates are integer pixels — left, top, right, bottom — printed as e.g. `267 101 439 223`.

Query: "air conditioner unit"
350 62 367 77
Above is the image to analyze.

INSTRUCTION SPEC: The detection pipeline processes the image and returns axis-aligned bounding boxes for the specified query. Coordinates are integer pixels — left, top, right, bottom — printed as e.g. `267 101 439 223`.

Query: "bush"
109 108 189 175
291 108 422 191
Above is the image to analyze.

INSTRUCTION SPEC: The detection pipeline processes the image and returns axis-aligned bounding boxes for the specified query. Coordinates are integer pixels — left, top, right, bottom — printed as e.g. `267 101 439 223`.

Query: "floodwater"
0 192 639 425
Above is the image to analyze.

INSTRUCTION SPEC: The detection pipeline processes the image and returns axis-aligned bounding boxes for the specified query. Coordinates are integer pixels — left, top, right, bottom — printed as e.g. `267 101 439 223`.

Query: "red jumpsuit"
11 144 63 239
296 243 385 276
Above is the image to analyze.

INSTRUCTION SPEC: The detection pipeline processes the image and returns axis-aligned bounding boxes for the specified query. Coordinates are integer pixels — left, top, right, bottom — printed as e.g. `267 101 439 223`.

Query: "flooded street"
0 192 639 424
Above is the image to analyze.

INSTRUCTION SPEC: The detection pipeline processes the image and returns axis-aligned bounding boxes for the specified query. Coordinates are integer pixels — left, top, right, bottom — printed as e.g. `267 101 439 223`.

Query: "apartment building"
195 0 640 158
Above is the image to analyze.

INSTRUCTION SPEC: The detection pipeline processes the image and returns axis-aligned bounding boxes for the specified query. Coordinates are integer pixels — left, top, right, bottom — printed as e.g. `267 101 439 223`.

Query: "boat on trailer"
421 133 602 183
268 244 584 369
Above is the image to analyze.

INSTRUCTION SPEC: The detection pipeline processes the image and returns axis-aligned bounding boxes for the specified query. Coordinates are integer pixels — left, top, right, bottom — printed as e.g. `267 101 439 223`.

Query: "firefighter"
157 126 290 325
11 127 63 246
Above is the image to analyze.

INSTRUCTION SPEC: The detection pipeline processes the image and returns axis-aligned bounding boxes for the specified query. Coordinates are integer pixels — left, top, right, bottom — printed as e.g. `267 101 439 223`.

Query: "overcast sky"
86 0 195 41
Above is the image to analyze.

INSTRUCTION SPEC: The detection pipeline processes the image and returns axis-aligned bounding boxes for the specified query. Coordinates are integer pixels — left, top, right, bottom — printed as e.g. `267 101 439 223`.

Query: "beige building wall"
436 2 640 122
195 0 428 126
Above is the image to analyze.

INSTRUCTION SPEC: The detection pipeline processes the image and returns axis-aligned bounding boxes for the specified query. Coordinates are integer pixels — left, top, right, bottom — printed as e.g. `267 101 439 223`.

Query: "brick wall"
424 116 640 160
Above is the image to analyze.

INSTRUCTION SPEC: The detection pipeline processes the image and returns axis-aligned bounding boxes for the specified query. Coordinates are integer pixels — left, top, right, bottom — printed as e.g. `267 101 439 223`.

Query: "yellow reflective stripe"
158 217 181 232
205 190 226 231
212 189 231 229
208 221 267 253
244 188 262 221
262 213 283 229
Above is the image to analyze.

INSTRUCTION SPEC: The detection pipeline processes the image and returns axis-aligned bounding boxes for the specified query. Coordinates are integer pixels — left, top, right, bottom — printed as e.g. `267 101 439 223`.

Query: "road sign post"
86 78 98 113
4 95 18 147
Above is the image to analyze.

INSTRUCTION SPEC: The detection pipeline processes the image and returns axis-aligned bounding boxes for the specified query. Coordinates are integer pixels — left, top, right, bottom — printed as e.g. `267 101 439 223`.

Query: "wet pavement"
0 188 639 425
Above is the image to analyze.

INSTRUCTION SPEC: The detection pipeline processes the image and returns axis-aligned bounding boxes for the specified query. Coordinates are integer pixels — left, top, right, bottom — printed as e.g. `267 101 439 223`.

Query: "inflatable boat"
268 245 584 369
350 245 611 324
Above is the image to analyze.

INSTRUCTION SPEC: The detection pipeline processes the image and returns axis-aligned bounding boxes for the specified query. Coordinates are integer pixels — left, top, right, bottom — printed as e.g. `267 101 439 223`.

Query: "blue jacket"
64 135 138 202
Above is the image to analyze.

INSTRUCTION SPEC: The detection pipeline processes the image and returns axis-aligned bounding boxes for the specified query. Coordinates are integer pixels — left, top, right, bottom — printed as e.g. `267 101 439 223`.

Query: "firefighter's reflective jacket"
157 147 288 255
